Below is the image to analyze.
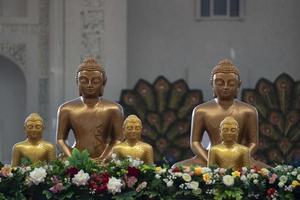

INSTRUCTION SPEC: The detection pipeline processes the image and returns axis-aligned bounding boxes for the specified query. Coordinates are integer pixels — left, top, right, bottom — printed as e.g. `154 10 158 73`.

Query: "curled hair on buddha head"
123 115 142 128
220 116 239 131
210 59 241 82
75 57 107 85
24 113 44 127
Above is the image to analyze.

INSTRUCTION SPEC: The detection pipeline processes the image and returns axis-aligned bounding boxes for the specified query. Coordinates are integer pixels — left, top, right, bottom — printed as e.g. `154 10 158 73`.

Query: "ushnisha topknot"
123 115 142 128
76 57 107 83
25 113 44 125
210 59 240 81
220 116 239 130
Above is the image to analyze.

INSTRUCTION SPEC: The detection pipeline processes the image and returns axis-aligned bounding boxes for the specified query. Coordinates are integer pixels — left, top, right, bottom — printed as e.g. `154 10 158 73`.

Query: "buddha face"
212 72 240 100
220 122 238 142
78 70 104 98
25 120 44 139
124 120 142 140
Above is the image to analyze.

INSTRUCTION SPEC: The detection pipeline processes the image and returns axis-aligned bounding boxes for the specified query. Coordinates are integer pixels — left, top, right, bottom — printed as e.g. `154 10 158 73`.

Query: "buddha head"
219 116 239 142
24 113 44 140
123 115 142 140
210 59 241 100
76 57 107 98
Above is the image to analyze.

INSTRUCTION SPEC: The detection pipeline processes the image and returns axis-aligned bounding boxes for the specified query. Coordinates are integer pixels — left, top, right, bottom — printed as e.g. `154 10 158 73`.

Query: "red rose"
66 167 79 178
267 188 276 196
127 167 140 178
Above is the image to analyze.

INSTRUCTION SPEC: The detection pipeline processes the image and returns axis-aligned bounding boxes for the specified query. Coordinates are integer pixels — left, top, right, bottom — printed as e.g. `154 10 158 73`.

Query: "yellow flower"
259 168 269 176
194 167 203 176
155 167 162 174
231 171 241 178
292 180 300 188
203 173 211 183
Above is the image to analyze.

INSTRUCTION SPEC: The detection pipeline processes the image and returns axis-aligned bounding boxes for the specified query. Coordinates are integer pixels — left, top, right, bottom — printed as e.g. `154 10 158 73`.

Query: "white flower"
278 182 284 188
279 175 288 183
297 174 300 181
202 167 212 173
291 171 297 176
29 167 47 185
187 181 199 190
242 167 248 173
240 175 247 182
64 160 70 167
72 170 90 186
128 157 143 167
182 173 192 182
174 172 183 177
111 153 117 159
253 179 258 184
155 174 161 179
107 177 123 195
223 175 234 186
166 180 174 187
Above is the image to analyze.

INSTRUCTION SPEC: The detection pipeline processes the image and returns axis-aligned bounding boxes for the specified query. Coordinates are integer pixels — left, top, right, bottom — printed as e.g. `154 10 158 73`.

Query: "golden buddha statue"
11 113 56 167
56 57 123 161
112 115 154 164
208 116 250 169
175 59 267 167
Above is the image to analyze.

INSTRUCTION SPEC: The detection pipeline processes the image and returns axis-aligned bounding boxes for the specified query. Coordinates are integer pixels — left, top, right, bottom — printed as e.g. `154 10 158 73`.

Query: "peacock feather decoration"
242 73 300 166
119 76 203 164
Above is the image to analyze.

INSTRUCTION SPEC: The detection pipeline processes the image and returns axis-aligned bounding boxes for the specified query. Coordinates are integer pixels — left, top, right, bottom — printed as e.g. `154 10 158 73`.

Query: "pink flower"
125 176 138 188
136 181 147 192
49 183 64 193
269 173 278 184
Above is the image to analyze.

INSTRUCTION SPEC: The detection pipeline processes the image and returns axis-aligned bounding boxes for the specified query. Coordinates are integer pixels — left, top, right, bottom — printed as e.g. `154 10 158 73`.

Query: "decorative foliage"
1 150 300 199
120 76 203 164
242 74 300 166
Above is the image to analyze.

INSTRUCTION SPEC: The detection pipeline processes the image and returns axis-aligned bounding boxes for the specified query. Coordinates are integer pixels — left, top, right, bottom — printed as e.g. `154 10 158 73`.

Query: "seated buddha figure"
175 59 268 168
56 57 123 161
112 115 154 164
11 113 56 166
208 116 250 170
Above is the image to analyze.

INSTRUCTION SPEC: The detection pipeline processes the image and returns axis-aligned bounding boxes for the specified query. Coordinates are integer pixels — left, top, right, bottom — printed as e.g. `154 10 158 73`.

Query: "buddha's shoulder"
13 141 28 149
101 98 123 111
139 142 153 150
193 100 217 113
40 140 55 149
235 144 250 152
235 100 257 113
58 97 82 111
210 144 223 151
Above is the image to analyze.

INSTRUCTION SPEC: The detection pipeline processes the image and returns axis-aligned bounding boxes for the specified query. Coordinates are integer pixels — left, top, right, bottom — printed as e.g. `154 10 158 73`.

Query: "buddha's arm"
47 145 56 161
144 145 154 164
243 148 251 167
190 107 208 161
11 145 21 167
100 106 124 160
56 106 72 157
207 148 216 167
247 109 259 155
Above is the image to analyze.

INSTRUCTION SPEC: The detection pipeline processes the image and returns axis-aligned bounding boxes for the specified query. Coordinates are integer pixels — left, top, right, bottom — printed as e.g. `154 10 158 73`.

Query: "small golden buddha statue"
208 116 250 169
175 59 268 168
11 113 56 167
56 57 123 161
112 115 154 164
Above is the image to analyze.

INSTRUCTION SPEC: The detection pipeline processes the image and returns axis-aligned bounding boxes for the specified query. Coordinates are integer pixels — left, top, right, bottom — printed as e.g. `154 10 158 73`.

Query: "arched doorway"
0 55 26 164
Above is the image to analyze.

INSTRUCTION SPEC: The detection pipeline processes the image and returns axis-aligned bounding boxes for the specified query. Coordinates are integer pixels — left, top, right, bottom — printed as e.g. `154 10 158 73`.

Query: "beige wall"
128 0 300 100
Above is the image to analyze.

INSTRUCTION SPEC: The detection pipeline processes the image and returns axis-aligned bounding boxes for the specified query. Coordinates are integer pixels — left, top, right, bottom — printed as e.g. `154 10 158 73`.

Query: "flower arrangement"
0 149 300 200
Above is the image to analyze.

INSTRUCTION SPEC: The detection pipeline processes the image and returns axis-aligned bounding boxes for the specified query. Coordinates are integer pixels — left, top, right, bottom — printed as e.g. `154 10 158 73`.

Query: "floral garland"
0 149 300 200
